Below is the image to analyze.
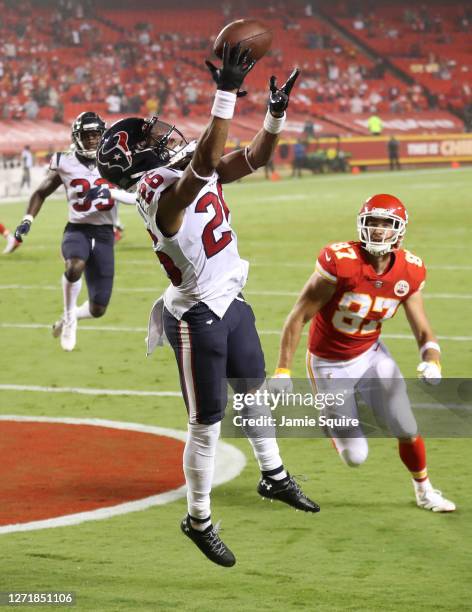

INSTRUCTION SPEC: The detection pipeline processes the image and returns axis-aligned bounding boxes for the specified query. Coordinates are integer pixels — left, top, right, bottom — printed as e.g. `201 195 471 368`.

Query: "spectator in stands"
367 114 383 136
350 94 364 113
353 14 365 30
387 136 401 171
106 89 121 113
24 97 39 120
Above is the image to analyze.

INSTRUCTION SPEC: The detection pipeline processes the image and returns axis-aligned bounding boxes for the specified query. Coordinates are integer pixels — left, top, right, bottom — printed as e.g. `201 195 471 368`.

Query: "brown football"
213 19 273 61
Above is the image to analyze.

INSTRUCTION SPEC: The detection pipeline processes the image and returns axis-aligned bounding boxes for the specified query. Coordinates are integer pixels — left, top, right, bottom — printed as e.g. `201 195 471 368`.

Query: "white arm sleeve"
109 188 137 205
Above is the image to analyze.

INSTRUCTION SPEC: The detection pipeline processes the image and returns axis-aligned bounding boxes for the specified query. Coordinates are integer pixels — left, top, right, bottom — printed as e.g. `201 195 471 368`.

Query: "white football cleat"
2 234 21 254
52 317 64 338
61 317 77 351
415 485 456 512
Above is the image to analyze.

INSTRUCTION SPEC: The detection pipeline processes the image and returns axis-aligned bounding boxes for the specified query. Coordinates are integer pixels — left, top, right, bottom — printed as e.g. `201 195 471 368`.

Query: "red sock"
398 435 428 482
0 224 6 236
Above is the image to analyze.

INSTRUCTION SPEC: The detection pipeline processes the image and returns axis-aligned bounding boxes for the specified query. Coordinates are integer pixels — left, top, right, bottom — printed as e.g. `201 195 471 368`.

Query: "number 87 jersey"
309 241 426 361
136 167 249 320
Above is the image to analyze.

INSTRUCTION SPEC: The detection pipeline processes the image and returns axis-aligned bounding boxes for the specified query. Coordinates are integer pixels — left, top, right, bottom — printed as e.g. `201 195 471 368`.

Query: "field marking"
1 168 470 207
223 166 472 189
0 322 470 342
119 260 472 273
0 384 181 397
0 415 246 535
0 284 471 300
0 387 468 412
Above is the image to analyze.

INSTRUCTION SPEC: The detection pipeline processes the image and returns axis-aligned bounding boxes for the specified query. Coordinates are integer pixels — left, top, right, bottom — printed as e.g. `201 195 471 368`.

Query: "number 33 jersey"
136 167 249 320
309 241 426 360
50 151 117 225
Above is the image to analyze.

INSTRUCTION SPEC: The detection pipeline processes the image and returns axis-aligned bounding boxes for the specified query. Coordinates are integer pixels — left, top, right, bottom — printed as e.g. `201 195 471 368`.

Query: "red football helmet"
357 194 408 256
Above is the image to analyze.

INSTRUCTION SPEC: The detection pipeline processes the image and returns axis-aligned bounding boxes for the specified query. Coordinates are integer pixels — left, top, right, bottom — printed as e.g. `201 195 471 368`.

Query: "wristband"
263 110 286 134
23 214 34 223
275 367 291 376
211 90 237 119
420 341 441 359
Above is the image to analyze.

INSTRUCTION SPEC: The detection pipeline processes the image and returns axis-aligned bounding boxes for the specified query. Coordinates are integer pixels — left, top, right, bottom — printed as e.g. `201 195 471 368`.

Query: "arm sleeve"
315 245 338 284
109 188 137 205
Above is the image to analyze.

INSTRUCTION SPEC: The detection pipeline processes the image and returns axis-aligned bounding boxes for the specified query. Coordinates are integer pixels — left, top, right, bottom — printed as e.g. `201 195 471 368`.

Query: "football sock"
184 421 220 531
398 435 429 488
0 224 7 236
261 465 288 482
241 382 287 478
62 274 82 322
247 436 287 479
75 300 94 320
188 514 211 532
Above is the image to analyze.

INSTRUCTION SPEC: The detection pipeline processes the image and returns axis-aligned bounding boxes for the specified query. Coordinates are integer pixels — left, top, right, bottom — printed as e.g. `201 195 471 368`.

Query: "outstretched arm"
217 69 300 184
14 170 62 242
277 270 336 371
156 43 255 236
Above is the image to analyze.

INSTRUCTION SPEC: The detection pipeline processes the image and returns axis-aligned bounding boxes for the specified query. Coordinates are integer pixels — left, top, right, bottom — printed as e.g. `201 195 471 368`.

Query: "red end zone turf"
0 422 185 526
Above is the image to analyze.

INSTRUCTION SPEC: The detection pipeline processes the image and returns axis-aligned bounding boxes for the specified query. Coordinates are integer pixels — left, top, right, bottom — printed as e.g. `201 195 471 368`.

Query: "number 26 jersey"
309 241 426 361
136 167 249 320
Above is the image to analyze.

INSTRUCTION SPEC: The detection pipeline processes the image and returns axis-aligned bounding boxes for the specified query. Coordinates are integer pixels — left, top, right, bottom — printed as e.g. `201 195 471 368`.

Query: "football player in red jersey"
0 222 21 254
274 194 455 512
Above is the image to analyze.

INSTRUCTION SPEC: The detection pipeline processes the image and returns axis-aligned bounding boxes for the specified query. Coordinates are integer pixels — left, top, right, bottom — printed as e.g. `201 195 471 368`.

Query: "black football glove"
205 42 256 97
268 68 301 117
14 219 32 243
84 185 111 205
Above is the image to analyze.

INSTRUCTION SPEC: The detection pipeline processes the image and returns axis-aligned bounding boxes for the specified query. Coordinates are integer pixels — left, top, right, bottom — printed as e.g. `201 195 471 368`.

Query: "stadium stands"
0 0 470 165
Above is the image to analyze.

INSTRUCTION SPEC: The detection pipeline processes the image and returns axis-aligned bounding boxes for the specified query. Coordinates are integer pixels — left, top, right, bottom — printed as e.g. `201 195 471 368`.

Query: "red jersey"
308 241 426 361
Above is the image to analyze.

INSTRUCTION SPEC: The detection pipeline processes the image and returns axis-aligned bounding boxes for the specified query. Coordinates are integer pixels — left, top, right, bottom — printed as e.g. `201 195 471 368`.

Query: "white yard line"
119 260 472 272
0 322 470 341
0 284 470 299
0 384 180 397
0 392 467 415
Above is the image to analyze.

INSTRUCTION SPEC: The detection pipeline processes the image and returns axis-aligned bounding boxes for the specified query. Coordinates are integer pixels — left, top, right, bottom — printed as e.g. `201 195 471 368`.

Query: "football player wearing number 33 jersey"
275 194 455 513
98 44 319 568
13 112 136 351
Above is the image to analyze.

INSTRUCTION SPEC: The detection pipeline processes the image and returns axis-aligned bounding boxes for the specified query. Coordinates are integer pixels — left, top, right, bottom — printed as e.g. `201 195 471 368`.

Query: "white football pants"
306 341 418 466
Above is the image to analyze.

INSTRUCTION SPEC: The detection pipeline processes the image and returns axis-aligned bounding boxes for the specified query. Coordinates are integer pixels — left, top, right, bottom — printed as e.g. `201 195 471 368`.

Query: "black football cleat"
257 473 320 513
180 515 236 567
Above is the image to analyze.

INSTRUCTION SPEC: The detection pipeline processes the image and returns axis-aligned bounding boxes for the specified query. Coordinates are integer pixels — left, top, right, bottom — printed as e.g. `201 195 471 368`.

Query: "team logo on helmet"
394 280 410 297
97 131 133 171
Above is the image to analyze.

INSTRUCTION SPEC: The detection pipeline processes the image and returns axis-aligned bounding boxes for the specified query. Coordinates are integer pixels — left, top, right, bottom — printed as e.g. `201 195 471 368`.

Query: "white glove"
417 361 442 385
268 369 294 394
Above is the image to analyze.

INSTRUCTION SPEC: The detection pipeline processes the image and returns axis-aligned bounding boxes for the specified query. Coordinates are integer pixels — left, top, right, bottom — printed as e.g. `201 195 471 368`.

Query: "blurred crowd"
0 0 470 125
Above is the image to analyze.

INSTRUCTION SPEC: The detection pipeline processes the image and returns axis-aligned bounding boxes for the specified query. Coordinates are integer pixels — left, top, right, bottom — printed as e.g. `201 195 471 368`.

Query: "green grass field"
0 167 471 611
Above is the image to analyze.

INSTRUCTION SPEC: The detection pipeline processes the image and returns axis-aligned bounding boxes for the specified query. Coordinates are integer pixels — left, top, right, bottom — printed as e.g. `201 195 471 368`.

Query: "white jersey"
136 166 249 320
50 151 118 225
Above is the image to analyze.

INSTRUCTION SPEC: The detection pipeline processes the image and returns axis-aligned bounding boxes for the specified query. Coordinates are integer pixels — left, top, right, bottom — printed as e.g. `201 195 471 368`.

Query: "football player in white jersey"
97 43 320 567
14 112 136 351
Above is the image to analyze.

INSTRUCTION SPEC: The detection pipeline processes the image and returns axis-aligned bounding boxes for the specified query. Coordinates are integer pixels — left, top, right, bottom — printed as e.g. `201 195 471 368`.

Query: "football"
213 18 273 61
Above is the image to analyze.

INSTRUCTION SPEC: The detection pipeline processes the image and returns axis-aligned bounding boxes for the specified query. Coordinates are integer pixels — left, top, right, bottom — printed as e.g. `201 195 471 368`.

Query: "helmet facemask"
143 116 189 166
357 209 406 256
73 128 104 159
